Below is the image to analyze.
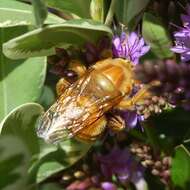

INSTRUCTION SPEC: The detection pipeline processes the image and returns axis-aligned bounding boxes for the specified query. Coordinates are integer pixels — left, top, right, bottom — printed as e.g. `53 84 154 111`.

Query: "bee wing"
37 70 123 143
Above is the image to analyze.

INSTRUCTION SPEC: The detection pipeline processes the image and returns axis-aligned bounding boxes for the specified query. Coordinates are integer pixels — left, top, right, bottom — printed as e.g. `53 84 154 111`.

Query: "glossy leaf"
0 0 62 27
0 136 30 190
0 26 47 121
3 19 112 59
0 103 44 155
32 0 48 27
29 139 92 183
116 0 150 25
44 0 91 18
142 13 174 58
171 145 190 189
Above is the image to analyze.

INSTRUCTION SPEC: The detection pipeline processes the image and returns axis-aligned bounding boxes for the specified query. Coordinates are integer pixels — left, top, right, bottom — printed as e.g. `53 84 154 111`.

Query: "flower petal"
112 37 121 50
128 32 139 45
181 52 190 62
140 45 150 55
171 46 188 53
101 182 117 190
122 111 138 128
112 32 149 64
120 32 127 42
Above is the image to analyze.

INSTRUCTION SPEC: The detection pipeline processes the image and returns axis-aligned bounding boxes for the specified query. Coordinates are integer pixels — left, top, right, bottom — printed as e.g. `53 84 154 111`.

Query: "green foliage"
3 19 112 59
39 183 62 190
0 25 47 121
142 13 174 59
32 0 48 27
38 85 55 110
0 136 30 190
44 0 91 18
152 108 190 147
0 103 44 154
0 103 43 190
30 139 92 183
0 0 62 27
116 0 150 27
90 0 104 22
171 145 190 189
143 122 161 152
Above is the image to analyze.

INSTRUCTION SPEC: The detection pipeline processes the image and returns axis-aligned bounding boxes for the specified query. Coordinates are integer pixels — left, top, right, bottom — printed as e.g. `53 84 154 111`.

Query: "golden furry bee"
37 58 148 143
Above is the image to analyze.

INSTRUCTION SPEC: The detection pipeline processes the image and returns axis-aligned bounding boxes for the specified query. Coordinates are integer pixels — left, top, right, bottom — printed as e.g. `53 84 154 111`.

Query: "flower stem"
105 0 117 26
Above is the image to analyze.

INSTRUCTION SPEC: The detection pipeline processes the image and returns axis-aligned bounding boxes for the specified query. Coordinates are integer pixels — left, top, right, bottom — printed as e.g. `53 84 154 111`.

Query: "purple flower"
120 110 144 130
97 146 144 185
112 32 150 65
171 28 190 62
115 85 144 130
171 4 190 62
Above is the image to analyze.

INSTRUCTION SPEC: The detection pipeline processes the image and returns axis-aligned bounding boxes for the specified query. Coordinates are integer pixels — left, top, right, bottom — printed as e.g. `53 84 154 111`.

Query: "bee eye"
63 70 78 83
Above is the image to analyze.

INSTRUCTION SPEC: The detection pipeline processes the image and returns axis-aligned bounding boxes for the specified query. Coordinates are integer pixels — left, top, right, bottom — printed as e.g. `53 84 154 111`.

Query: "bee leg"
56 78 71 96
107 115 125 132
116 86 150 110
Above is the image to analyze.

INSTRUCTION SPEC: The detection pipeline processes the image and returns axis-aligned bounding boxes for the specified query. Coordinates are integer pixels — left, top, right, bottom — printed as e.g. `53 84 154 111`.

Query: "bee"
37 58 148 143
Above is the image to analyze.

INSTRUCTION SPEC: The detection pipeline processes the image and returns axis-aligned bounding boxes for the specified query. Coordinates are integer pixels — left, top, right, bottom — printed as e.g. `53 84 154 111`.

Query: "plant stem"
105 0 117 26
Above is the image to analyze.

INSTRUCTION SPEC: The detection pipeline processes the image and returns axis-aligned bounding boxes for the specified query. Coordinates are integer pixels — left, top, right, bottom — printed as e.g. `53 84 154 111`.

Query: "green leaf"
0 102 43 188
142 13 174 58
152 108 190 148
44 0 91 18
29 139 92 183
143 121 161 152
3 19 112 59
0 136 31 190
39 183 62 190
0 103 44 155
38 85 55 110
90 0 104 22
104 0 117 26
0 26 47 120
37 161 64 182
0 0 62 27
171 145 190 189
32 0 48 27
116 0 150 25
